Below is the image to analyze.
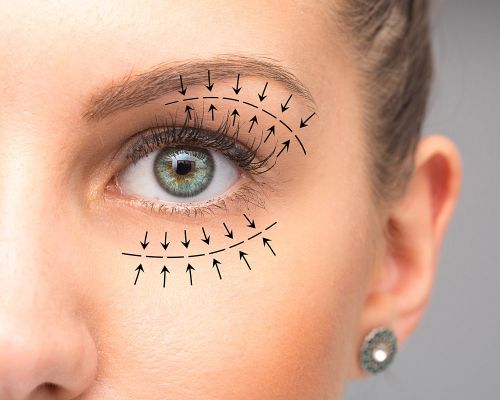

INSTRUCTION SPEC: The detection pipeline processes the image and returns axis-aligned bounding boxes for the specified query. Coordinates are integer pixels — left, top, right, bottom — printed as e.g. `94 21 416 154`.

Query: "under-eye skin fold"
108 111 278 217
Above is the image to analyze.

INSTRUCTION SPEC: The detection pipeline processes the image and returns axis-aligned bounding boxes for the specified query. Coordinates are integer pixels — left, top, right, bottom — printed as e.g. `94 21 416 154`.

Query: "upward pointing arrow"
212 259 222 280
186 264 195 286
161 265 170 288
134 264 144 285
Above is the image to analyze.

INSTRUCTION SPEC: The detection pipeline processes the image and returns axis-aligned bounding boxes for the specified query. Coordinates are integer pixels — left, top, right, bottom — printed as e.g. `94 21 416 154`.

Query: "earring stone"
359 327 398 374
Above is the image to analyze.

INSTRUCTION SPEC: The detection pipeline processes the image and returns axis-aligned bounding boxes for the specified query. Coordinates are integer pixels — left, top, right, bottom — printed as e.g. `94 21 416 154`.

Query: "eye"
117 144 240 203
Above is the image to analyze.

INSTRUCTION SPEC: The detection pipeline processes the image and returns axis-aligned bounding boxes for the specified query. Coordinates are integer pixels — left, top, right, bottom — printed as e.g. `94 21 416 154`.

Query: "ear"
350 135 462 379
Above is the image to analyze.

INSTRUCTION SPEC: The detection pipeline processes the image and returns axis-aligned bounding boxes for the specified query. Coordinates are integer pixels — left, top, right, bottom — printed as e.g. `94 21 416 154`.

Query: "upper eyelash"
125 109 277 175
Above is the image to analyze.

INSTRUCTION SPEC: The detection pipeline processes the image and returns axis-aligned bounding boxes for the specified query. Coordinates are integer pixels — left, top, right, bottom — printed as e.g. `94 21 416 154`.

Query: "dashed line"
247 231 262 240
165 100 180 106
122 221 277 260
295 135 307 155
183 97 199 101
122 252 142 257
229 240 244 249
188 253 205 258
262 109 277 119
279 119 293 132
209 248 226 255
222 97 239 102
243 101 258 108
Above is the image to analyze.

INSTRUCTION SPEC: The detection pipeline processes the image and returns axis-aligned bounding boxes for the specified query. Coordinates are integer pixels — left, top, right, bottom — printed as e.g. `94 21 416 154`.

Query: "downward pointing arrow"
201 227 210 245
181 230 190 248
223 222 233 239
243 213 256 228
161 232 169 250
140 231 149 249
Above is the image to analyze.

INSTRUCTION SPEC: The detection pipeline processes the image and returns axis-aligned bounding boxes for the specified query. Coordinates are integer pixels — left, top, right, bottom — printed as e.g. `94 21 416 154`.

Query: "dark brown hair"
337 0 433 203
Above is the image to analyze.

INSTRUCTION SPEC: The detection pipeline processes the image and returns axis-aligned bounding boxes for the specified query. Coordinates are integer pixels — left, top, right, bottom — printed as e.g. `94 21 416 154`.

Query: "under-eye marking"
188 253 205 258
265 221 277 230
229 240 245 249
295 135 307 155
183 97 199 101
167 255 185 259
146 255 164 259
279 119 293 132
247 231 262 240
222 97 239 102
242 101 258 109
209 248 226 255
164 100 180 106
262 109 277 119
203 96 219 99
122 252 142 257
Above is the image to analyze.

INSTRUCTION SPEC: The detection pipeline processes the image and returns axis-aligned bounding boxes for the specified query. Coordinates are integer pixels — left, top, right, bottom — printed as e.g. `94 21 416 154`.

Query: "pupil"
175 159 194 175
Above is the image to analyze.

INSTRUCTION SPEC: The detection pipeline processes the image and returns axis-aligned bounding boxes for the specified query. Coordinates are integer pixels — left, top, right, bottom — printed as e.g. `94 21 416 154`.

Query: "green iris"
153 146 215 197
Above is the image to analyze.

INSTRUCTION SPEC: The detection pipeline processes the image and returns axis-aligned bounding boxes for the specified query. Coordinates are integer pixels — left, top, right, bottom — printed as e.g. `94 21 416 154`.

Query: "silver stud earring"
359 327 398 374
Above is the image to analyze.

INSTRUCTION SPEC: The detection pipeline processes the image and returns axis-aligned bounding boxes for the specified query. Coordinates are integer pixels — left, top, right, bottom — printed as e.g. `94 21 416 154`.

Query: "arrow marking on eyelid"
264 126 275 143
223 222 234 239
161 232 169 250
258 82 268 102
186 264 195 286
208 104 217 121
201 227 211 245
185 105 193 120
239 251 251 270
205 70 214 91
134 264 144 285
281 94 293 112
262 237 276 256
243 214 256 229
212 259 222 280
248 115 258 133
161 265 170 288
140 231 149 249
233 73 242 95
182 230 191 248
300 112 316 128
178 75 187 95
276 140 290 158
231 109 239 126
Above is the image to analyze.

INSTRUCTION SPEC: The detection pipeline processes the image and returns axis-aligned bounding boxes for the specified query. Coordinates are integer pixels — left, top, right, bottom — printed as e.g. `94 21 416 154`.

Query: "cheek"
73 206 373 399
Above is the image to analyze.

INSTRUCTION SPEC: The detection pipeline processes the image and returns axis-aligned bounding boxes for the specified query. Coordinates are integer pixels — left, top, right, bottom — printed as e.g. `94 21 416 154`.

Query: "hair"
336 0 433 204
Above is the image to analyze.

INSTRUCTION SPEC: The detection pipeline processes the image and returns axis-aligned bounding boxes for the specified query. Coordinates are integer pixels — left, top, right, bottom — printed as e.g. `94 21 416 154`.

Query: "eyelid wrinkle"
83 54 316 121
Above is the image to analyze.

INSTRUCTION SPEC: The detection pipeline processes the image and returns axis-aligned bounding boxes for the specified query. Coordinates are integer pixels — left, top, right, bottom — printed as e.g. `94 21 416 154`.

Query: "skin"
0 1 462 399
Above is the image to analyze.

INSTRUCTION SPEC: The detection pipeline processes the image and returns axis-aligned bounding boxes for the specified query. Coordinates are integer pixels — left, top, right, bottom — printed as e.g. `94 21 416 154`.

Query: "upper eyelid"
82 54 316 122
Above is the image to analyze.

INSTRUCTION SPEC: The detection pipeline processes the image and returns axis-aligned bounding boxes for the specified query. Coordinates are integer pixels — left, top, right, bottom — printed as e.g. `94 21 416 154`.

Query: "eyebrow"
83 54 316 121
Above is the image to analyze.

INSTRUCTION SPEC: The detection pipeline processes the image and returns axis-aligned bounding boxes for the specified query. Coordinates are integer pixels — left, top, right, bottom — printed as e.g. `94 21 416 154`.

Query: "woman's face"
0 1 442 399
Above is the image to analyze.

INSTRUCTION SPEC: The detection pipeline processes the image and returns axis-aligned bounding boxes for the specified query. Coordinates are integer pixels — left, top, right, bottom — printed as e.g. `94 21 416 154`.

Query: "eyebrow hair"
83 54 316 121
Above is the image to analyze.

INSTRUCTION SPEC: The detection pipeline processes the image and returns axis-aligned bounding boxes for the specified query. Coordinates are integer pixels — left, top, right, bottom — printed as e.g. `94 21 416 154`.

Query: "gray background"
345 1 500 399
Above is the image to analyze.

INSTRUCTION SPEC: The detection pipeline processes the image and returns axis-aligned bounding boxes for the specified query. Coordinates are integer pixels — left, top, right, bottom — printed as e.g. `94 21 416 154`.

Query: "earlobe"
350 134 462 379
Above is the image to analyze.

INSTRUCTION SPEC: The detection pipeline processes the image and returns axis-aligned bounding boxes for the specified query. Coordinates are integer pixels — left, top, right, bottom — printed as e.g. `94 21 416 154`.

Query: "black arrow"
134 264 144 285
276 140 291 158
258 82 268 102
161 265 170 288
212 259 222 280
239 251 251 270
262 237 276 256
185 105 193 120
300 112 316 128
223 222 233 239
231 109 239 126
186 264 195 286
205 70 214 91
243 213 256 228
281 94 293 112
248 115 258 133
264 126 275 143
161 232 169 250
140 231 149 249
178 75 187 95
208 104 217 121
181 230 190 248
233 73 242 95
201 227 210 245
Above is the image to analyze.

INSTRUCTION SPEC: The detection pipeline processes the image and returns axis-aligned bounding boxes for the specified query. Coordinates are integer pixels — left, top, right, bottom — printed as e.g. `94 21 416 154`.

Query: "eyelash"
111 109 277 217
